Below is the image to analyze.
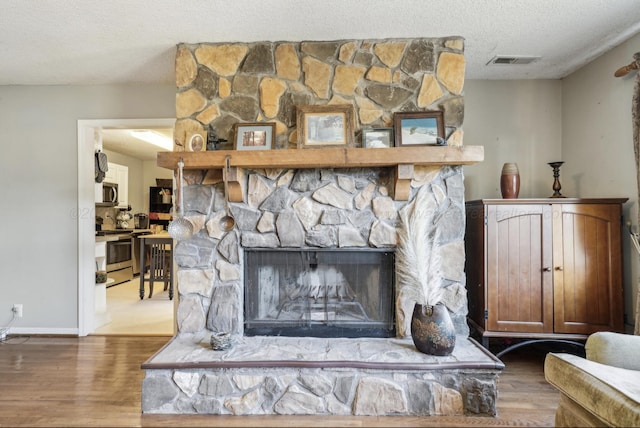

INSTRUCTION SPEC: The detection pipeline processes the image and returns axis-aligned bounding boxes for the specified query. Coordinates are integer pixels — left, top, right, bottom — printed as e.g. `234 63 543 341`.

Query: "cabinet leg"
495 339 585 359
482 336 489 350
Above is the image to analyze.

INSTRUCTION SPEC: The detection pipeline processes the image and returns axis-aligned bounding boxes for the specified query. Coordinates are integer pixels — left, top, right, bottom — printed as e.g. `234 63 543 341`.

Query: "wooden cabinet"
465 199 627 346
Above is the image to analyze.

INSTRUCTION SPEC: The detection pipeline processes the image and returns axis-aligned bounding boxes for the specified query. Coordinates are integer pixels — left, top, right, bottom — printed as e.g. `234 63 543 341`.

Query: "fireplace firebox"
244 249 395 338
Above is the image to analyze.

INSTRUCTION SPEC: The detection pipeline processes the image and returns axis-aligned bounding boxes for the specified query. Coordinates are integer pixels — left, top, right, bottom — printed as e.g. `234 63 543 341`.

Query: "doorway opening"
77 118 175 336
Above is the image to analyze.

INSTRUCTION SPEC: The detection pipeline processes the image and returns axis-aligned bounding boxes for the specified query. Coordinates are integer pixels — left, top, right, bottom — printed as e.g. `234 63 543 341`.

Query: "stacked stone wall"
174 37 465 149
143 361 498 415
176 165 469 340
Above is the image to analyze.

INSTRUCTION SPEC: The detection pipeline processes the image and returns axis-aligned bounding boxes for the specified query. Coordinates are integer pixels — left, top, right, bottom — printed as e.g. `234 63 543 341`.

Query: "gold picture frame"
296 104 355 149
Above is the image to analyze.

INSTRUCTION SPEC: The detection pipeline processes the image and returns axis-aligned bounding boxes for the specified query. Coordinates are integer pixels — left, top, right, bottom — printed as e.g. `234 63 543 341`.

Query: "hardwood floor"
0 335 559 427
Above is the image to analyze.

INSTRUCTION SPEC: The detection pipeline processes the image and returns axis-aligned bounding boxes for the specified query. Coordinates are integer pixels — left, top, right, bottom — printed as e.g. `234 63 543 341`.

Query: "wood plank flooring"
0 335 559 427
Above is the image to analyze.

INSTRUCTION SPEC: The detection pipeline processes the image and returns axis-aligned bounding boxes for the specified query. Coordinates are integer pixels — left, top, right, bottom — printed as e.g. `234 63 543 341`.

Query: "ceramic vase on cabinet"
410 303 456 356
500 162 520 199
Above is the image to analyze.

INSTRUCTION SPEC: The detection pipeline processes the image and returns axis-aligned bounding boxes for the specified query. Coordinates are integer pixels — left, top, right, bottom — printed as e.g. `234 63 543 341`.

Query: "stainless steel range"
98 230 134 286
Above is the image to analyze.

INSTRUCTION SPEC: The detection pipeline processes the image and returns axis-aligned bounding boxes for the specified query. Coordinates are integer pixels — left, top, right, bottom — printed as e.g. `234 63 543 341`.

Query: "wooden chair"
139 236 173 300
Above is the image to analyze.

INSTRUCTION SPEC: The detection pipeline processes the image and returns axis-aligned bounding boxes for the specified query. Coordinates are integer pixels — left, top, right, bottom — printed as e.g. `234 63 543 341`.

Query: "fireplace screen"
244 249 395 338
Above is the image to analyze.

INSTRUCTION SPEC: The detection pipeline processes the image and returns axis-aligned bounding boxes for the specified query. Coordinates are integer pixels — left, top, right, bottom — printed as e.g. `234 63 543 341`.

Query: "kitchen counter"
141 231 171 239
96 235 122 242
95 228 152 242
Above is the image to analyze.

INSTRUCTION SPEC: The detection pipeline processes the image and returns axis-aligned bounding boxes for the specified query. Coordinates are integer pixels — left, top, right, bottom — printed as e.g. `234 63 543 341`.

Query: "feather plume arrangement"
396 185 443 307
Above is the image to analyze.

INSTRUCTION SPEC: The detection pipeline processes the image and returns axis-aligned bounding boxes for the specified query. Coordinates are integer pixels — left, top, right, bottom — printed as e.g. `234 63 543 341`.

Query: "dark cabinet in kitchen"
149 186 172 227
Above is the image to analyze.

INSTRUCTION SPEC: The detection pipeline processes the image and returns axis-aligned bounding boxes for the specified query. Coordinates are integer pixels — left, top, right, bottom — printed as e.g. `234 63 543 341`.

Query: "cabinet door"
116 164 128 208
486 204 554 333
106 162 118 183
552 203 624 334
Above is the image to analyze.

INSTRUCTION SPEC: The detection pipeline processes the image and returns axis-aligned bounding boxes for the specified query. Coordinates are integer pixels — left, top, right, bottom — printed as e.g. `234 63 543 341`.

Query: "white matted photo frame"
233 122 276 151
186 130 207 152
296 104 355 149
362 128 394 148
393 111 446 147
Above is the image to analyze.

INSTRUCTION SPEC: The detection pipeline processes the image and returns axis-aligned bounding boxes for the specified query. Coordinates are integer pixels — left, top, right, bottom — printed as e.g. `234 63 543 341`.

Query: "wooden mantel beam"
157 146 484 170
158 146 483 201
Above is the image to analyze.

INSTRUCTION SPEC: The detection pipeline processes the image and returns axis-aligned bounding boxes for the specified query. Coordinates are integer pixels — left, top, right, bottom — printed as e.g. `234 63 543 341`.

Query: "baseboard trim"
9 327 79 336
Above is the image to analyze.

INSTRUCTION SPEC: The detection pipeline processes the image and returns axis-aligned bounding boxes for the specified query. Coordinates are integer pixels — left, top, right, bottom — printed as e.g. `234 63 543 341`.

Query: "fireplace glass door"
244 249 395 338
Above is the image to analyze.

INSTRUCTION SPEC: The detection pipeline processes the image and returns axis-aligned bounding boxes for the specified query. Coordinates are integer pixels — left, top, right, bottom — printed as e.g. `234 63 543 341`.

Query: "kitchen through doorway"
77 118 176 336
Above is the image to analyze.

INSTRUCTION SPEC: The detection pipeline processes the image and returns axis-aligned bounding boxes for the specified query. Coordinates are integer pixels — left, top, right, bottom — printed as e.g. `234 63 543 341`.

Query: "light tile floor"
94 277 174 336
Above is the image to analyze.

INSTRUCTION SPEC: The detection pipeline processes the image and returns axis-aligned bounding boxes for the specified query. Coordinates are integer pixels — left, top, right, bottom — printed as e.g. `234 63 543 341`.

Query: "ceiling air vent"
487 55 541 65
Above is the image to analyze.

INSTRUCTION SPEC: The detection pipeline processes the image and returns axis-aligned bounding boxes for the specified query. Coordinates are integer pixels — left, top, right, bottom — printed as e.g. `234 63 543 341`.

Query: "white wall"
463 79 563 200
562 33 640 330
463 34 640 330
0 84 174 333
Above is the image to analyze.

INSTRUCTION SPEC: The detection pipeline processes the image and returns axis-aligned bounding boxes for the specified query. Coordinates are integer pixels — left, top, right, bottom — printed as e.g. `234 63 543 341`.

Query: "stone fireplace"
141 37 502 417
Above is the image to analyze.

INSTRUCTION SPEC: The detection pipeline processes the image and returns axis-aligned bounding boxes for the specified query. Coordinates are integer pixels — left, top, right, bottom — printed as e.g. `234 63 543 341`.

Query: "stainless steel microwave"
98 182 118 206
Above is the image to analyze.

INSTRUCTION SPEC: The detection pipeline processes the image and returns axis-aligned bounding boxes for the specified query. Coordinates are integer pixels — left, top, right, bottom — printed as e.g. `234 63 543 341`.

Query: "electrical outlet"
12 304 22 318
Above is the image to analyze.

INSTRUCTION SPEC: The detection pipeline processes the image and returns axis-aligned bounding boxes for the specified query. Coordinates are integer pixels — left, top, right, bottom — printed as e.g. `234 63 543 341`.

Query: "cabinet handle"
555 266 564 271
542 267 551 272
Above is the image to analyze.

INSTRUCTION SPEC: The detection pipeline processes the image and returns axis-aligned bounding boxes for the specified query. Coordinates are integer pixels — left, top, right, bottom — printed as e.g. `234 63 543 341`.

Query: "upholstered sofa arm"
544 352 640 427
585 332 640 370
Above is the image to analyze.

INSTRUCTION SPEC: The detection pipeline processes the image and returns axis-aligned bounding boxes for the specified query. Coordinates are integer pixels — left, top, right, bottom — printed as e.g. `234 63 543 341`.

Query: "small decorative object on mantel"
186 130 207 152
397 185 456 356
548 161 566 198
206 125 227 151
500 162 520 199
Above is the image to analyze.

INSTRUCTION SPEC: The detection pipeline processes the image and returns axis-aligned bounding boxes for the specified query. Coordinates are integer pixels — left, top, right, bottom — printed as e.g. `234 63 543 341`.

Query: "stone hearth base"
141 336 503 416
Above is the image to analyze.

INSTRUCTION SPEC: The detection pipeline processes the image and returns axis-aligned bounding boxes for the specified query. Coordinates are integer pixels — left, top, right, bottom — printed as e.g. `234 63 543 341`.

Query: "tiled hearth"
141 165 503 416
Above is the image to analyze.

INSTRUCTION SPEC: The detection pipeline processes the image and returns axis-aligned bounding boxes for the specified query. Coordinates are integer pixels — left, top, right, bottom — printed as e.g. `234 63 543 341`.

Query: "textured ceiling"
2 0 640 85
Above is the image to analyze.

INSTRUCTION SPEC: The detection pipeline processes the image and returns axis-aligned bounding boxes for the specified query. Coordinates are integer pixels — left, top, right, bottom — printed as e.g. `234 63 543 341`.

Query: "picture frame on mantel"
394 111 446 147
362 128 394 148
296 104 355 149
233 122 276 151
186 130 207 151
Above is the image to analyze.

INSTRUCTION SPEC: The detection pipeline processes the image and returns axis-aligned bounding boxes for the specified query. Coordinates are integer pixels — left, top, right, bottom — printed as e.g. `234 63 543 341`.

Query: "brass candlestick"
548 161 565 198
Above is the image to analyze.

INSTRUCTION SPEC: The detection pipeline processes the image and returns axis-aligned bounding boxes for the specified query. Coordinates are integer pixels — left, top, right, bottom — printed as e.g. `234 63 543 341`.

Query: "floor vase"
411 303 456 356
